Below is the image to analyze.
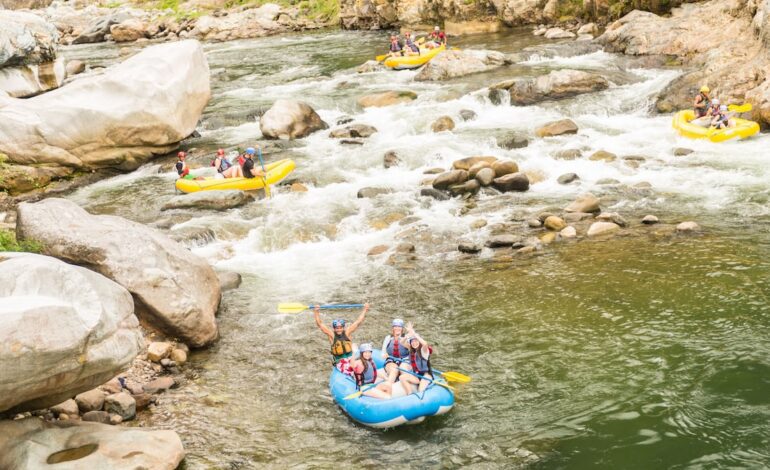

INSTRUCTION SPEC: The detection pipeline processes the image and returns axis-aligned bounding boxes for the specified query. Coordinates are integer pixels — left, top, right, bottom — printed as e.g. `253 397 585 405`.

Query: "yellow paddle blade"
277 303 310 314
416 37 425 44
441 371 471 383
375 54 387 62
728 103 752 113
344 390 363 400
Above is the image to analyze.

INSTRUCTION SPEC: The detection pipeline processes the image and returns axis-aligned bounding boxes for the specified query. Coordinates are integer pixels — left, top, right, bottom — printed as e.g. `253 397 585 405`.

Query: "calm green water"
62 30 770 468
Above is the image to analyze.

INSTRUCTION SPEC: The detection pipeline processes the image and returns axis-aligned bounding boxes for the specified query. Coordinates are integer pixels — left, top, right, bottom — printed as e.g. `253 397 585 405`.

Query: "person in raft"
425 26 447 49
175 151 203 180
693 85 711 118
399 323 434 393
212 148 243 178
403 32 420 56
381 318 410 383
711 104 735 129
387 34 403 57
352 343 393 399
314 303 369 375
241 147 264 179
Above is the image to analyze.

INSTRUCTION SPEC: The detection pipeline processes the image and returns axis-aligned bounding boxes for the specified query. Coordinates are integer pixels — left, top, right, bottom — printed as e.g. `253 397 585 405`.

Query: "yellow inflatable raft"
175 158 296 193
383 44 446 70
672 110 759 142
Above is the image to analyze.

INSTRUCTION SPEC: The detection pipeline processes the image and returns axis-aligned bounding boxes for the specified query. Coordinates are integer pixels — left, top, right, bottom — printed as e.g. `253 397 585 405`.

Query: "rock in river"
0 40 210 172
16 198 220 348
565 193 600 213
587 221 620 237
260 99 328 140
492 172 530 192
357 90 417 108
501 69 609 105
432 170 469 190
431 116 456 132
0 253 142 413
162 190 253 211
536 119 579 137
0 419 184 470
414 49 507 81
329 124 378 138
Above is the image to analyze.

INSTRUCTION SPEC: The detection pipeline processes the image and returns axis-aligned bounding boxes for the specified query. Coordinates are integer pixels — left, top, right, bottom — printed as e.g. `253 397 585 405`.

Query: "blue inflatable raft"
329 348 455 428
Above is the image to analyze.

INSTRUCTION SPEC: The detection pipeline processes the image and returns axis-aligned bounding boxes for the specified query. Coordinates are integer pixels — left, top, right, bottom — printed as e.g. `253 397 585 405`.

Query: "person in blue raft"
314 303 369 376
352 343 393 399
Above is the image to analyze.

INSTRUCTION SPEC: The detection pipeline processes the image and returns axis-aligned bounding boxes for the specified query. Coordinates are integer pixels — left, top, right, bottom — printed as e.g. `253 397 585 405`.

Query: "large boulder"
0 11 63 98
0 253 142 413
357 90 417 108
16 199 220 347
259 99 328 140
0 419 184 469
414 49 508 81
0 40 210 172
109 18 147 43
501 69 609 105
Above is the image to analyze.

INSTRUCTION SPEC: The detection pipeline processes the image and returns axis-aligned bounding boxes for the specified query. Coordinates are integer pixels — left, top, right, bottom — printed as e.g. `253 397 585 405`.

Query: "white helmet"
711 98 720 105
434 25 440 31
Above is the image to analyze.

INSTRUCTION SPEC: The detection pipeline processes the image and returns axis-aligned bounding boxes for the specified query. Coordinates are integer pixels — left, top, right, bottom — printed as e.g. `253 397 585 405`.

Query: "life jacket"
175 161 188 177
212 157 232 173
385 335 409 359
405 39 419 53
410 347 432 376
389 41 402 53
695 93 711 117
331 331 353 363
355 357 378 388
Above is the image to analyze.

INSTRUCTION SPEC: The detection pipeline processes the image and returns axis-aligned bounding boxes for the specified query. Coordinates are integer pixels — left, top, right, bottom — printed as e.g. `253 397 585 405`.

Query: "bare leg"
418 374 433 393
363 387 391 399
385 362 400 383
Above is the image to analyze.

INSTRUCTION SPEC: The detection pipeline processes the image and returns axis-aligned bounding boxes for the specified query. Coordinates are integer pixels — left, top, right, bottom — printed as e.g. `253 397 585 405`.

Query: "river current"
61 30 769 468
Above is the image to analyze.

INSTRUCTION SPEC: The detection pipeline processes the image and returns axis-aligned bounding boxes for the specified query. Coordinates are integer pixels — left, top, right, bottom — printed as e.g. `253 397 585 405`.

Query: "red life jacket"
410 347 432 376
355 358 378 388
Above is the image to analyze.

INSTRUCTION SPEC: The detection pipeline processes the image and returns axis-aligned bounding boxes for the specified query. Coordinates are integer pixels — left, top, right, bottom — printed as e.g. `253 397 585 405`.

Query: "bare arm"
406 323 430 357
346 303 369 336
314 305 333 341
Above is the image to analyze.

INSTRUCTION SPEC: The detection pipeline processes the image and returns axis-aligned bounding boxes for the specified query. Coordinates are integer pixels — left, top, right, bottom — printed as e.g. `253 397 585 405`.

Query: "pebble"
544 216 567 231
557 172 579 184
458 241 482 254
587 221 620 237
560 226 577 238
642 215 659 225
596 212 628 227
676 221 700 232
170 348 188 364
527 219 542 228
470 219 488 229
147 342 173 363
485 234 519 248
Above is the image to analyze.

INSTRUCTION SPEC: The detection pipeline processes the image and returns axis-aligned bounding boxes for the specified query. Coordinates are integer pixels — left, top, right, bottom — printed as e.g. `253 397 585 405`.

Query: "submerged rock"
565 193 600 213
162 190 253 211
329 124 378 138
459 109 477 121
357 90 417 108
557 172 579 184
536 119 579 137
383 150 401 168
420 188 450 200
589 150 617 162
260 99 328 140
676 221 700 232
544 27 576 39
0 419 184 469
16 199 220 347
431 116 456 132
0 253 141 413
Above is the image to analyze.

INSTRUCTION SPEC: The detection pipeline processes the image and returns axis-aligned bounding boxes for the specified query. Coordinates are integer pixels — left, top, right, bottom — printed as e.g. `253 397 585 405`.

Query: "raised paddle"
728 103 752 113
388 356 470 383
277 303 365 314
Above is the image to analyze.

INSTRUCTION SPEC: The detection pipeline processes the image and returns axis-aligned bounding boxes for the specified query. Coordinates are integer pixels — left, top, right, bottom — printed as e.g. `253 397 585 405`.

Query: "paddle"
256 147 270 198
728 103 752 113
397 366 455 392
388 356 470 383
344 383 376 400
277 303 365 314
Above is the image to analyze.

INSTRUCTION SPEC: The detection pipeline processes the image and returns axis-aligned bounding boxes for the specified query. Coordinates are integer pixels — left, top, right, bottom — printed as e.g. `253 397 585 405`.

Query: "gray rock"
16 199 221 348
596 178 620 185
673 147 694 156
564 212 594 222
492 172 530 192
143 377 174 394
259 99 328 140
527 218 542 228
162 190 252 211
420 188 450 201
217 271 242 291
50 399 79 417
383 150 400 168
560 226 577 238
0 253 141 414
395 242 415 253
336 116 353 125
340 139 364 145
357 187 393 198
505 69 609 106
459 109 477 121
485 234 519 248
415 50 505 81
0 418 184 468
596 212 628 227
676 221 700 232
557 172 579 184
433 170 469 190
642 214 659 225
458 241 482 253
475 167 496 187
329 124 378 138
75 389 106 414
168 226 216 246
552 149 582 160
103 392 136 421
72 12 132 44
81 411 111 424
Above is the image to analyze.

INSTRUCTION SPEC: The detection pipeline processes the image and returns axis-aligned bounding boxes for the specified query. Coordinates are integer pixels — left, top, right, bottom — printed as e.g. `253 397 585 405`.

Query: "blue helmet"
332 319 345 328
359 343 373 353
246 147 255 155
392 318 405 328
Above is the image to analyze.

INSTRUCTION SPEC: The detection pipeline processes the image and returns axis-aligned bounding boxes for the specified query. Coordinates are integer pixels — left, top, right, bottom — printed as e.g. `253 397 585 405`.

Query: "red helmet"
217 148 225 155
177 151 186 158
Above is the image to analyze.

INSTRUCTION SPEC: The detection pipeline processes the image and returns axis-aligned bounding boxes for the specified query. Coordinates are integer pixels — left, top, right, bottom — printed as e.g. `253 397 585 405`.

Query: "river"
60 29 770 468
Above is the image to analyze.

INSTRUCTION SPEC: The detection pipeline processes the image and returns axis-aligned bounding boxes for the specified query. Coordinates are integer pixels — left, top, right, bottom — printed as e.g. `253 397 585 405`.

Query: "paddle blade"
344 391 363 400
277 303 310 314
375 54 387 62
728 103 752 113
441 371 471 383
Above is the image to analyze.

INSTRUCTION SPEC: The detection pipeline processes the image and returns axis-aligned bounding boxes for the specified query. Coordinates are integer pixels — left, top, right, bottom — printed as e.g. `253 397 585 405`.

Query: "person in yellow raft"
693 85 711 119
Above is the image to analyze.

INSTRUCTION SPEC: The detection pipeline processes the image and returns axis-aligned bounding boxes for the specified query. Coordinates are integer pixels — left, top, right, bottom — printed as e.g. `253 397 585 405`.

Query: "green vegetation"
297 0 339 21
0 230 42 253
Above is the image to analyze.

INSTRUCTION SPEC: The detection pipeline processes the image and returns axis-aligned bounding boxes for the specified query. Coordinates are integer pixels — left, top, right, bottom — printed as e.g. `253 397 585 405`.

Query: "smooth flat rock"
162 190 252 211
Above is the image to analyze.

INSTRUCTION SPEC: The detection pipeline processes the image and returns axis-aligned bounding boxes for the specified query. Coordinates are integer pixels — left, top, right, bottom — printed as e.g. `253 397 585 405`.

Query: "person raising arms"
399 323 434 394
212 148 243 178
315 303 370 376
